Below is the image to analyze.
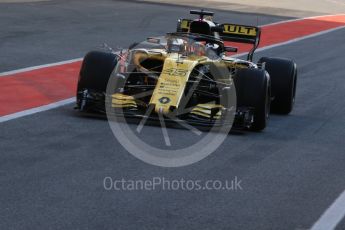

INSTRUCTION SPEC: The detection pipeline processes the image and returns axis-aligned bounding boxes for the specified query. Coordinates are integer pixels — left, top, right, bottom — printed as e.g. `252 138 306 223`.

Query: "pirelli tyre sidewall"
234 68 270 131
77 51 118 93
258 57 297 114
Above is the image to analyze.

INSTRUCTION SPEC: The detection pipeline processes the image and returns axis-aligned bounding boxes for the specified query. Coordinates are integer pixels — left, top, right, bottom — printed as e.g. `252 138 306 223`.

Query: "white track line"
257 25 345 53
0 97 75 123
0 58 82 77
1 15 345 123
232 25 345 58
310 190 345 230
263 13 345 27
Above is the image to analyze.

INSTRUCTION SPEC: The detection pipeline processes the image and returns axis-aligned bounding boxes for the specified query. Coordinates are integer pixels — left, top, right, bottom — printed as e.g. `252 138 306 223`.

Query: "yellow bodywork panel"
149 55 201 114
112 93 137 108
191 104 224 119
180 19 191 31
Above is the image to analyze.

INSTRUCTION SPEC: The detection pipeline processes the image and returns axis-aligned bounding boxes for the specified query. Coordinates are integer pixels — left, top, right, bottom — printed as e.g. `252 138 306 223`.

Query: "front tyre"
234 68 271 131
77 51 118 93
76 51 118 111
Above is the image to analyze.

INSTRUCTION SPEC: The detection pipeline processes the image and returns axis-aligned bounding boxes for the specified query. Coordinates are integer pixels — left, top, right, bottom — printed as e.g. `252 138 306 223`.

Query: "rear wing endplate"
177 19 193 32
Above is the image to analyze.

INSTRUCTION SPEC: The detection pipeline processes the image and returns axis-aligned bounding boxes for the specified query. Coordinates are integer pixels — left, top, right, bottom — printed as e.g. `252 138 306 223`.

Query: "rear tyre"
234 68 271 131
77 51 118 93
258 57 297 114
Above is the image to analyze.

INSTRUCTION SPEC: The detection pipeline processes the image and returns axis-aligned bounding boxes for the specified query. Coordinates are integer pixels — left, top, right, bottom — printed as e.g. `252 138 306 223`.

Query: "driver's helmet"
190 41 206 56
167 37 187 54
166 37 208 56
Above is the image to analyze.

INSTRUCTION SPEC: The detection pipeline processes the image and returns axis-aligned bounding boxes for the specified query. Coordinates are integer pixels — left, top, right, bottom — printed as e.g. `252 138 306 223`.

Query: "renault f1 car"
76 10 297 131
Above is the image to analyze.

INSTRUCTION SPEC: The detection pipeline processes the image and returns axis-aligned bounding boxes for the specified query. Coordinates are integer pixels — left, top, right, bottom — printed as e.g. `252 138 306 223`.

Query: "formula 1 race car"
76 10 297 131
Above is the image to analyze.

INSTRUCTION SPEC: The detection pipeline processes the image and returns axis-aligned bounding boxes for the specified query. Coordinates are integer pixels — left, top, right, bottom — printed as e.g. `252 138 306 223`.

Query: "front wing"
76 90 254 130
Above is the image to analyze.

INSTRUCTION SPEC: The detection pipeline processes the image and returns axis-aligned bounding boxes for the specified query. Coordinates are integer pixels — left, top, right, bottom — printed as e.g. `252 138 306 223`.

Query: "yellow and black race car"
76 10 297 131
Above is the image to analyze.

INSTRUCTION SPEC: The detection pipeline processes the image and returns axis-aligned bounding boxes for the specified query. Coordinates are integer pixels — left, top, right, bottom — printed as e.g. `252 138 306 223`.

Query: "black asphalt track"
1 0 345 229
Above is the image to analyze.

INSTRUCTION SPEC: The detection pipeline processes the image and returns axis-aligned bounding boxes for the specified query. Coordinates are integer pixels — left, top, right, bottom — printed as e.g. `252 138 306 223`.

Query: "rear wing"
176 19 261 61
219 23 261 60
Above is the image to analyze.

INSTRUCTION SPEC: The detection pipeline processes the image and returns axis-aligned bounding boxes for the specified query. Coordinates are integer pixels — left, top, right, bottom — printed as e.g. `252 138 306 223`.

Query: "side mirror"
224 46 238 53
